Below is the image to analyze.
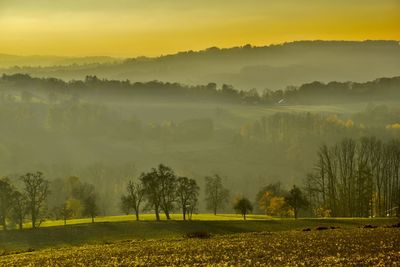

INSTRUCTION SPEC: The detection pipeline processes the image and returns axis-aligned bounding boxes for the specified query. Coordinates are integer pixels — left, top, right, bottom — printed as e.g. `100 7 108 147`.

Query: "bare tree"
21 172 50 229
121 180 144 220
309 137 400 218
11 190 28 230
140 170 162 221
176 177 199 220
157 165 177 220
205 175 230 215
141 164 177 220
83 194 98 223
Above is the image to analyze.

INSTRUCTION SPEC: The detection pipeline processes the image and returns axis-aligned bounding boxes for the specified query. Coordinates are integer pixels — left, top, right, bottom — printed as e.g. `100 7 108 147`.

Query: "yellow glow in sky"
0 0 399 57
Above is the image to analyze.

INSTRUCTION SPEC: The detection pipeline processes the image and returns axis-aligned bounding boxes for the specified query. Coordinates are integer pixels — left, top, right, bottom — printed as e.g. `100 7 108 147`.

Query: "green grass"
38 213 273 228
0 214 397 254
12 214 274 229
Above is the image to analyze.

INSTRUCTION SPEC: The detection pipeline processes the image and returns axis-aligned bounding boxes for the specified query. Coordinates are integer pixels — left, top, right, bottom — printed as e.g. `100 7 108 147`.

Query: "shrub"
185 231 211 239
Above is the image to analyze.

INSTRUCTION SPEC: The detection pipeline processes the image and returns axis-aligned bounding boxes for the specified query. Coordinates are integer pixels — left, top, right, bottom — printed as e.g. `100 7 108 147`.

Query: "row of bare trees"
120 165 243 220
304 137 400 217
120 165 312 221
0 172 49 230
0 172 101 230
121 165 313 220
120 164 200 221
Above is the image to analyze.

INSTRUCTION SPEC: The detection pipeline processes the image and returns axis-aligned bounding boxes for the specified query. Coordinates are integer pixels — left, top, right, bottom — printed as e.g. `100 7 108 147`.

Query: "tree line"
0 164 310 230
1 139 398 231
120 167 266 221
0 172 99 230
120 166 309 221
304 137 400 217
2 73 400 105
0 172 52 230
242 138 400 219
121 164 201 221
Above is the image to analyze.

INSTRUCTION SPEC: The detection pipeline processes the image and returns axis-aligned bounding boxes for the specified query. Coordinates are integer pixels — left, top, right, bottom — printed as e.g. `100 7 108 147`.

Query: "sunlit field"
38 213 273 228
27 213 396 228
1 228 399 266
1 215 397 255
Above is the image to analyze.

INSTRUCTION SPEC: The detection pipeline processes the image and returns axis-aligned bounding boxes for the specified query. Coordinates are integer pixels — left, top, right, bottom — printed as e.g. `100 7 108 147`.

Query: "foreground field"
1 216 397 253
1 216 398 252
1 228 399 266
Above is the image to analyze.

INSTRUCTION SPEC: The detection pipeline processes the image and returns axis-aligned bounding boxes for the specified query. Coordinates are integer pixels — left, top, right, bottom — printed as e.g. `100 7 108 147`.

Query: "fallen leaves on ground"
1 228 399 266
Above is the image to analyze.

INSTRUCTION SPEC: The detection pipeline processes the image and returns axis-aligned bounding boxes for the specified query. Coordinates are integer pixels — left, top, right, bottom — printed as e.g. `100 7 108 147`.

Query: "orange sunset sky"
0 0 399 57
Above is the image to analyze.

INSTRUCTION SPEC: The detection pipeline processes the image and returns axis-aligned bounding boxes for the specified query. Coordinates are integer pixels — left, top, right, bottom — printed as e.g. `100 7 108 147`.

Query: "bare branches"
205 175 230 215
307 137 400 217
20 172 50 229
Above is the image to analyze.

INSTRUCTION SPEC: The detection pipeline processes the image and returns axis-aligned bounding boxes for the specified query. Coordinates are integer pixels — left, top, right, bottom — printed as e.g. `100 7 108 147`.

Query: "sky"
0 0 399 57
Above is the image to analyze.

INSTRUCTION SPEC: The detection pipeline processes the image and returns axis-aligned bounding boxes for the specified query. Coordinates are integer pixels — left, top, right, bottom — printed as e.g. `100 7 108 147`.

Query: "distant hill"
0 54 120 68
1 40 400 90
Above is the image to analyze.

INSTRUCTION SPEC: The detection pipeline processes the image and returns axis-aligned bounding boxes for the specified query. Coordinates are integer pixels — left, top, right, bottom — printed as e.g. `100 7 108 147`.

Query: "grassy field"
1 228 399 266
0 214 397 254
38 214 274 227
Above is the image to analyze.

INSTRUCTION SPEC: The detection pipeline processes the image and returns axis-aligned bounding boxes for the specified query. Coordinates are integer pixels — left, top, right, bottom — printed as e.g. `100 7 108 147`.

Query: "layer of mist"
0 73 399 215
1 41 399 91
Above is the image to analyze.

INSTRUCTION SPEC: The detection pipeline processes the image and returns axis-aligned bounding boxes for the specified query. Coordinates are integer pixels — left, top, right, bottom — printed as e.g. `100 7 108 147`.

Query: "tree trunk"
294 208 298 219
135 210 139 221
155 206 160 221
64 218 67 226
243 213 246 220
189 209 193 220
19 218 23 230
31 212 36 229
91 215 94 223
165 210 171 220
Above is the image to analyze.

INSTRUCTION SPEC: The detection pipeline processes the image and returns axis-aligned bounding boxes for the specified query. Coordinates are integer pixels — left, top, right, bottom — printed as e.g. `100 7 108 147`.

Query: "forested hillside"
0 73 399 215
1 73 399 105
2 41 399 90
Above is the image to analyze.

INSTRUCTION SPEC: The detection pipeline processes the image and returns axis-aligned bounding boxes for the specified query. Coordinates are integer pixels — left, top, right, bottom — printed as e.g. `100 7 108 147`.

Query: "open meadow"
0 222 399 266
0 214 397 255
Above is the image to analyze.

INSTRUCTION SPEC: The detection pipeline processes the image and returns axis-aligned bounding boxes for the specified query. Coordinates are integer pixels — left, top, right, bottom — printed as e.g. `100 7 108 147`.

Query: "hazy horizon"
0 39 399 59
1 0 399 57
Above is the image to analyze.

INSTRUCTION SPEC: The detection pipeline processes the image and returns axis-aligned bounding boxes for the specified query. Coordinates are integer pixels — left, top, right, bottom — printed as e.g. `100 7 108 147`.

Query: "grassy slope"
0 214 397 253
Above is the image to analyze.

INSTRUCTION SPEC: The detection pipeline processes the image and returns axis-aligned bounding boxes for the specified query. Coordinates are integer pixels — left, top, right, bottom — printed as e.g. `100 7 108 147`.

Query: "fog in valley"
2 41 400 90
1 46 399 216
